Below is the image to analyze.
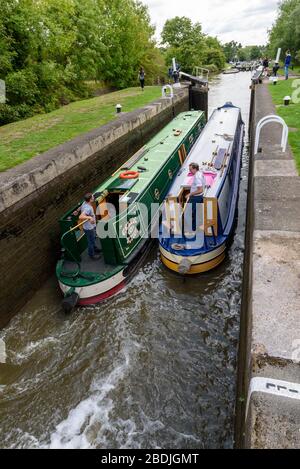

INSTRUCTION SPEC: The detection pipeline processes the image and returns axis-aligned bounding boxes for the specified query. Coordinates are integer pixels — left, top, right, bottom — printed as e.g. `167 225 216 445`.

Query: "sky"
142 0 279 46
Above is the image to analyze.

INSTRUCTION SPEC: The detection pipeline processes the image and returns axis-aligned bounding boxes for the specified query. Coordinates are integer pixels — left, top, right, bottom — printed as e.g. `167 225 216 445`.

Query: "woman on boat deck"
79 193 101 260
185 163 205 232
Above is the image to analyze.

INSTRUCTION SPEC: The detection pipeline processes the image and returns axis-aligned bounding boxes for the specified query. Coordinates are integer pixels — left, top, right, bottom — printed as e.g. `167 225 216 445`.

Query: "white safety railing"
254 115 289 154
162 85 174 99
193 67 209 82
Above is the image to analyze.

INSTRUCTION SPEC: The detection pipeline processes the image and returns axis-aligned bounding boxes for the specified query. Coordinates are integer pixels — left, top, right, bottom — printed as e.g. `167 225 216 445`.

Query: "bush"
0 103 35 125
203 64 219 73
5 70 40 106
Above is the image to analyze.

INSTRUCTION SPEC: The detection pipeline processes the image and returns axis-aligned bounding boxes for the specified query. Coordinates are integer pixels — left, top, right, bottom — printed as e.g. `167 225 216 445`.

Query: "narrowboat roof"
165 104 242 200
89 111 205 199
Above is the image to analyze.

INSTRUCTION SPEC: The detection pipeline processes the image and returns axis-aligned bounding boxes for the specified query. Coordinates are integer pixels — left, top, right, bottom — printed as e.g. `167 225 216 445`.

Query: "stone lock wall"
236 83 300 449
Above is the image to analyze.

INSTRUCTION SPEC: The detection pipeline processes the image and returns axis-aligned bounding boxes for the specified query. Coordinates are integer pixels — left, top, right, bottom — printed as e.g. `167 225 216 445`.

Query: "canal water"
0 72 251 449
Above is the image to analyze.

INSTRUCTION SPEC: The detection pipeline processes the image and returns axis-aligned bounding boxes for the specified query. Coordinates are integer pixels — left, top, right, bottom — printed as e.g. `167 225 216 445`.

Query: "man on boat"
185 163 205 232
79 193 101 260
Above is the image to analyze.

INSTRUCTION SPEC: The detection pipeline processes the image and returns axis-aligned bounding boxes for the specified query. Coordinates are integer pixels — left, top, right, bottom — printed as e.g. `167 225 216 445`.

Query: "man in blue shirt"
79 193 101 259
285 51 292 80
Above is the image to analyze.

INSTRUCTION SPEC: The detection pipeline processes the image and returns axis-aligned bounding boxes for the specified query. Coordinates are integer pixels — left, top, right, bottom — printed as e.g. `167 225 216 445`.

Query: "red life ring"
119 171 139 180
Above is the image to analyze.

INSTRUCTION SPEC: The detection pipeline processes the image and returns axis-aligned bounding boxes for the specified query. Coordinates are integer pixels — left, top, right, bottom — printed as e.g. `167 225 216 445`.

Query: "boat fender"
178 259 193 275
120 171 139 180
62 292 79 314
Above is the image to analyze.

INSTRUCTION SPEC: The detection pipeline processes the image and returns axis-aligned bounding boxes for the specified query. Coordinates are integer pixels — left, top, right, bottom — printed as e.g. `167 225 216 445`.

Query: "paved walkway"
245 83 300 448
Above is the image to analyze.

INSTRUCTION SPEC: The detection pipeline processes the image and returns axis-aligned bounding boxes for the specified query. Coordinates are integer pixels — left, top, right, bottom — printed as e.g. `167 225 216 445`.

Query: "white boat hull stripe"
59 270 125 299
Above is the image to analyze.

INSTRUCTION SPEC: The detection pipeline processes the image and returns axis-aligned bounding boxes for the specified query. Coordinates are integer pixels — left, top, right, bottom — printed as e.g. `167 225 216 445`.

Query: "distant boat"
251 65 264 84
159 103 244 275
56 111 206 311
223 69 240 75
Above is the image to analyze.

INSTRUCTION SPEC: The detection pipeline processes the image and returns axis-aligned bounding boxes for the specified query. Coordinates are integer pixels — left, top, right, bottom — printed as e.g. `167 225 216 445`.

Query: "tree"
161 17 225 73
268 0 300 62
0 0 165 124
93 0 163 88
222 41 242 62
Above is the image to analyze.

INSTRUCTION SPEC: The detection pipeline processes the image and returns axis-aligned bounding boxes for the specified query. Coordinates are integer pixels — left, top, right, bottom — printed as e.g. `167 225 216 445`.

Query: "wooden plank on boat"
121 146 149 171
204 197 218 237
214 148 227 170
164 197 181 234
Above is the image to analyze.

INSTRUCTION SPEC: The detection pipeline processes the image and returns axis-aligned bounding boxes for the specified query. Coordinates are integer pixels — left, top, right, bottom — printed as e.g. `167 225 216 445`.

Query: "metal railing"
193 67 210 83
60 221 86 278
254 115 289 155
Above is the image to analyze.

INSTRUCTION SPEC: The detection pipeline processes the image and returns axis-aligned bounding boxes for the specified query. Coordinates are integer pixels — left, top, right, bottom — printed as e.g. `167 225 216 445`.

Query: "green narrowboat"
56 110 206 311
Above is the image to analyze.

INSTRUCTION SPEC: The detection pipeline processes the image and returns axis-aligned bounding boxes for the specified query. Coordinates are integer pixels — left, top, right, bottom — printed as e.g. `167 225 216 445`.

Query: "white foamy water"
48 344 137 449
10 337 59 365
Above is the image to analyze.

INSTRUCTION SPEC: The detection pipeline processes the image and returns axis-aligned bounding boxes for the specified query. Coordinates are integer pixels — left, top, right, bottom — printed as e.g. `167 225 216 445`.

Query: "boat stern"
159 241 226 275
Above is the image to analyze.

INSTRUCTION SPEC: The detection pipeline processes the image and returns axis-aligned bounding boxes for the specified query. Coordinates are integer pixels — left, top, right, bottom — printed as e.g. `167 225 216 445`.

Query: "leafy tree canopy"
268 0 300 62
0 0 164 124
161 16 225 73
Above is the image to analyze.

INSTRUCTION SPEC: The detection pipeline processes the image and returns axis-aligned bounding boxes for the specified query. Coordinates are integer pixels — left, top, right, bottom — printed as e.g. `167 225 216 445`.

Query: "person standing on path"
262 57 269 75
138 67 145 91
273 61 280 77
285 51 292 80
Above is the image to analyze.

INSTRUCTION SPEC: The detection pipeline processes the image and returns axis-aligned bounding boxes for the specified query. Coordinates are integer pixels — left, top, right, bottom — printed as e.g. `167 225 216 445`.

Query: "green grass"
269 79 300 174
277 65 300 77
0 86 161 172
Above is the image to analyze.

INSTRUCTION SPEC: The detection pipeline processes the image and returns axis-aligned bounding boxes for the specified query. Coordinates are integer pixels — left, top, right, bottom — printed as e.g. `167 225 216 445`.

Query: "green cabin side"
58 111 206 268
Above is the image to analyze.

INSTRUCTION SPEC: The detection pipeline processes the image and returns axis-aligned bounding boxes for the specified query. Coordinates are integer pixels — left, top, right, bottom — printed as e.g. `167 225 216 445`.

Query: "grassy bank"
0 86 161 172
269 79 300 174
277 65 300 77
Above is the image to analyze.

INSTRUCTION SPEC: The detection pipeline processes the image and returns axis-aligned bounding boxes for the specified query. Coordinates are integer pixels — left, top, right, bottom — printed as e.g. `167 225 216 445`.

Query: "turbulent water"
0 72 251 449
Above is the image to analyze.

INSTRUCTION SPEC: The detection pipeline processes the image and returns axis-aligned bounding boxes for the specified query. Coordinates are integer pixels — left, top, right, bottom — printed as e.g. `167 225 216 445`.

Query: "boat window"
178 144 187 165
